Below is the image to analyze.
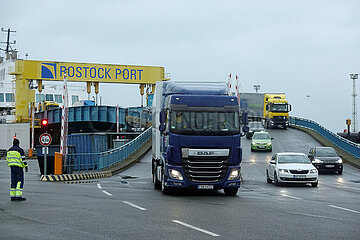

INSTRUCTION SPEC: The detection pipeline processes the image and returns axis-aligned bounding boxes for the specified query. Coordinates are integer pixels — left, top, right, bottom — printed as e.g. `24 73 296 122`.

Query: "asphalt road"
1 128 360 240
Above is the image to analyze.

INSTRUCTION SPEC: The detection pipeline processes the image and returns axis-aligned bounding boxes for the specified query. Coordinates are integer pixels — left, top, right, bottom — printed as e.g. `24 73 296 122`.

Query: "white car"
266 153 318 187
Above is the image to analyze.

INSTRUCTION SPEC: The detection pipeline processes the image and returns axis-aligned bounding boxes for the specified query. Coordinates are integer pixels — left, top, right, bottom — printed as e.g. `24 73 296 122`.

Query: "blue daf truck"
152 81 248 195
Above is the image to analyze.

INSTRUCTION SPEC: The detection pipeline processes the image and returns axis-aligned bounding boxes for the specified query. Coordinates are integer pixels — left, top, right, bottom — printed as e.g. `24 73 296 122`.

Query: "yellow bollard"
54 152 63 175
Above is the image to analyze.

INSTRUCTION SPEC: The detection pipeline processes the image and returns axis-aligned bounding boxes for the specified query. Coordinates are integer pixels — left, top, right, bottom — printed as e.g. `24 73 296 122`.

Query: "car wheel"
153 167 161 189
161 167 172 195
224 188 238 196
251 148 254 152
338 169 343 175
311 181 318 187
274 172 280 186
266 170 272 184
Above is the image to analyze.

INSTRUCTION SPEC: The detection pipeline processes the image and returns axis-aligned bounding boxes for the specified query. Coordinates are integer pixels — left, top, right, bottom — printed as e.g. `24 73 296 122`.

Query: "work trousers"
10 166 24 198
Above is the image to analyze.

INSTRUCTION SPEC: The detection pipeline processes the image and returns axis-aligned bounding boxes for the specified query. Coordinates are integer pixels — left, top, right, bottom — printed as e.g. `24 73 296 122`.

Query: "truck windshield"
271 104 289 112
169 111 240 135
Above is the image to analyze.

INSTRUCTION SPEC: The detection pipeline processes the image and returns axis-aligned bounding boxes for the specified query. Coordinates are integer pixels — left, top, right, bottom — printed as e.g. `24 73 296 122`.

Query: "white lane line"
281 194 302 200
287 212 357 222
328 205 360 214
172 220 220 237
102 190 113 196
122 201 147 211
97 183 102 189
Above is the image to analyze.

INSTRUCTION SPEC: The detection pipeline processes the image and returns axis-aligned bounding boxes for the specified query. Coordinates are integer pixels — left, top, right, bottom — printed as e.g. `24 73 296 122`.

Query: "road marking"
97 183 102 189
122 201 147 211
281 194 302 200
287 212 358 222
172 220 220 237
328 205 360 214
102 190 113 196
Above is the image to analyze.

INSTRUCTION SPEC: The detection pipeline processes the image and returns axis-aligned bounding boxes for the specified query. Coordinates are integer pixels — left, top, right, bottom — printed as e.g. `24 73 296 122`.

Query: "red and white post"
60 73 69 156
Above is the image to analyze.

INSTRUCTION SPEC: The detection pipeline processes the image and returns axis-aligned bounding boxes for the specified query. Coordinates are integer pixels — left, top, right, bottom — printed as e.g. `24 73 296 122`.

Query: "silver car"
266 153 318 187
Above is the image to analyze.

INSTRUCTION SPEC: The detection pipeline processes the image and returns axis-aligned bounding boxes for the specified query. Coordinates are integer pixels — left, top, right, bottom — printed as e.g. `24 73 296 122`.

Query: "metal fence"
290 116 360 158
65 127 152 173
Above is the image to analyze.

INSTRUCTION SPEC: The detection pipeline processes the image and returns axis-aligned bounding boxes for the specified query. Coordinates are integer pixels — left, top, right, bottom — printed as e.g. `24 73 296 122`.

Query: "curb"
290 125 360 169
39 139 152 182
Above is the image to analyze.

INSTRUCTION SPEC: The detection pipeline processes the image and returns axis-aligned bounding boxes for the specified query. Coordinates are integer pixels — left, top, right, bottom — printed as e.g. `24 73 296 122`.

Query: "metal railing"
290 116 360 158
64 127 152 173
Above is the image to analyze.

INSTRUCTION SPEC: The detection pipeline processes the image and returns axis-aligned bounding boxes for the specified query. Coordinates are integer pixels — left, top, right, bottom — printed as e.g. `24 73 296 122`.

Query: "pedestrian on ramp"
6 138 28 201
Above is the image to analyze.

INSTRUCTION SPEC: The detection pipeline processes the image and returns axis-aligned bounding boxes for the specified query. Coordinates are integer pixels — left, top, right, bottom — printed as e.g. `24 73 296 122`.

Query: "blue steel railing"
65 127 152 173
290 116 360 158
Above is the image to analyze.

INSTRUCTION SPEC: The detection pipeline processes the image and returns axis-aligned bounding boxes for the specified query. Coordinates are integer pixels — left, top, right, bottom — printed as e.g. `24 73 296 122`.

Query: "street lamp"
350 73 359 132
253 84 261 93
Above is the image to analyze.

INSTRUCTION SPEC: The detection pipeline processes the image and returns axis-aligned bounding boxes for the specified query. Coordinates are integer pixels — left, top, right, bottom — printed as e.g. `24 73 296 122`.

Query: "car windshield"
278 155 311 164
271 103 289 112
315 148 338 157
249 122 264 129
253 133 270 140
169 111 240 136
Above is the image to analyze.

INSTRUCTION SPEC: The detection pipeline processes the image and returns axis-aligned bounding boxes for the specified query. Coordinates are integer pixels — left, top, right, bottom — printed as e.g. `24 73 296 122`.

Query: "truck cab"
152 81 245 195
263 94 291 129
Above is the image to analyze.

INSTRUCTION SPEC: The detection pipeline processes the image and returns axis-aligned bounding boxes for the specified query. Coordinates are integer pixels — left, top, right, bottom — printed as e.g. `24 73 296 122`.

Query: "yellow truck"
240 93 291 129
263 94 291 129
37 101 60 112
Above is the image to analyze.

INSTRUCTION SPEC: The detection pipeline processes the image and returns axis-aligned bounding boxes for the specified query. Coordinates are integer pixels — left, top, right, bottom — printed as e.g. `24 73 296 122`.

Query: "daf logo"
197 151 215 155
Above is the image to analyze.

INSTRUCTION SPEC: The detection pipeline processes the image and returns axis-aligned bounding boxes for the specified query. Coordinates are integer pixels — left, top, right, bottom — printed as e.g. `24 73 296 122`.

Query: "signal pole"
350 73 359 132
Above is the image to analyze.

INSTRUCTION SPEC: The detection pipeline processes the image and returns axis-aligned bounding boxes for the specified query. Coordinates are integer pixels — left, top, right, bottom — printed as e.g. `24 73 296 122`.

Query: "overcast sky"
2 0 360 132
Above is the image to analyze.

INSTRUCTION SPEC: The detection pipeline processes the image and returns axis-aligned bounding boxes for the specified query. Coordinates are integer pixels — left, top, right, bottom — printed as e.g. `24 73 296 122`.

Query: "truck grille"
289 170 309 174
182 155 229 183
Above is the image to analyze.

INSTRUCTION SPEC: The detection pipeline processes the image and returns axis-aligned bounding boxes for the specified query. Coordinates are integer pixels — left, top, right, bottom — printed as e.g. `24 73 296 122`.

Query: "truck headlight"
313 159 322 163
228 168 240 180
336 159 343 163
169 169 183 180
310 169 318 173
279 169 289 173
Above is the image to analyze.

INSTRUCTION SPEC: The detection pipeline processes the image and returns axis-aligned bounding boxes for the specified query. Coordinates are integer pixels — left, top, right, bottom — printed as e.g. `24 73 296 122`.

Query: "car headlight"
279 169 289 173
336 159 343 163
266 142 272 146
228 168 240 180
313 158 322 163
310 169 318 173
169 169 183 180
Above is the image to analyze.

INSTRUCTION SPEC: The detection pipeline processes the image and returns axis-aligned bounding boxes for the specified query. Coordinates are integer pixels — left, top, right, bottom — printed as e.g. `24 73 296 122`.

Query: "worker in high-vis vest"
6 138 28 201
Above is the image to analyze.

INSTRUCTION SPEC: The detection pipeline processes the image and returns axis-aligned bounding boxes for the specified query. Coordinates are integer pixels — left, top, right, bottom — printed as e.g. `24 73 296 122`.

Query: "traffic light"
41 119 48 131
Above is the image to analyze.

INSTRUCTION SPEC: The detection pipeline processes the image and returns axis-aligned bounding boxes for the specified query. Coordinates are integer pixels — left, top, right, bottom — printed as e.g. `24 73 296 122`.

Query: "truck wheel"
224 188 238 196
153 168 161 189
161 168 172 195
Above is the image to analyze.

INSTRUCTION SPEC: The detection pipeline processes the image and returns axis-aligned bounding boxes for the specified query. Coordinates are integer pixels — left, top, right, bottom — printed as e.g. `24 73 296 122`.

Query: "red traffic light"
41 119 48 126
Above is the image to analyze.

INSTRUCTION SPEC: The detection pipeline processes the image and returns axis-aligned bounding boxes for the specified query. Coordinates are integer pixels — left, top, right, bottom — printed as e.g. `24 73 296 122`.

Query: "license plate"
325 165 335 168
257 146 266 149
197 185 214 189
293 175 306 179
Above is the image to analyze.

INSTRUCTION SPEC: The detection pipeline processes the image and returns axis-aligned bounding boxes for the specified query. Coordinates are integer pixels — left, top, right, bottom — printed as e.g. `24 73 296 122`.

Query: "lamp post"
350 73 359 132
253 84 260 93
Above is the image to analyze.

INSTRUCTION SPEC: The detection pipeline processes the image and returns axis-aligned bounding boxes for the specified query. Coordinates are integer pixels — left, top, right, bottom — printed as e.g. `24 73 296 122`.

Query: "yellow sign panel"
14 60 167 84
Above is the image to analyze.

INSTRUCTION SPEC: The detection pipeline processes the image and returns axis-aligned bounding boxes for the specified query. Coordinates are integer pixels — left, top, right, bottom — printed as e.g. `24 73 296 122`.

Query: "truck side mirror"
159 123 166 132
289 105 292 111
159 110 166 123
242 112 249 125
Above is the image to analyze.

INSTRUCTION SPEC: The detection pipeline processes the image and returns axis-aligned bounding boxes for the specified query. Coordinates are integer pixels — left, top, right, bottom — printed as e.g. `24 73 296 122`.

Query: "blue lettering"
105 68 111 79
130 69 136 80
115 69 121 79
76 67 82 78
68 66 74 77
137 70 143 80
83 67 89 78
60 66 67 77
123 69 129 79
90 67 96 78
98 68 104 79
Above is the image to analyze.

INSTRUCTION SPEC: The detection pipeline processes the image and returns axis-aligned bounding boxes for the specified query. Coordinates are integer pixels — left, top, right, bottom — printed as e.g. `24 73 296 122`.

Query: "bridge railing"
65 127 152 173
290 116 360 158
